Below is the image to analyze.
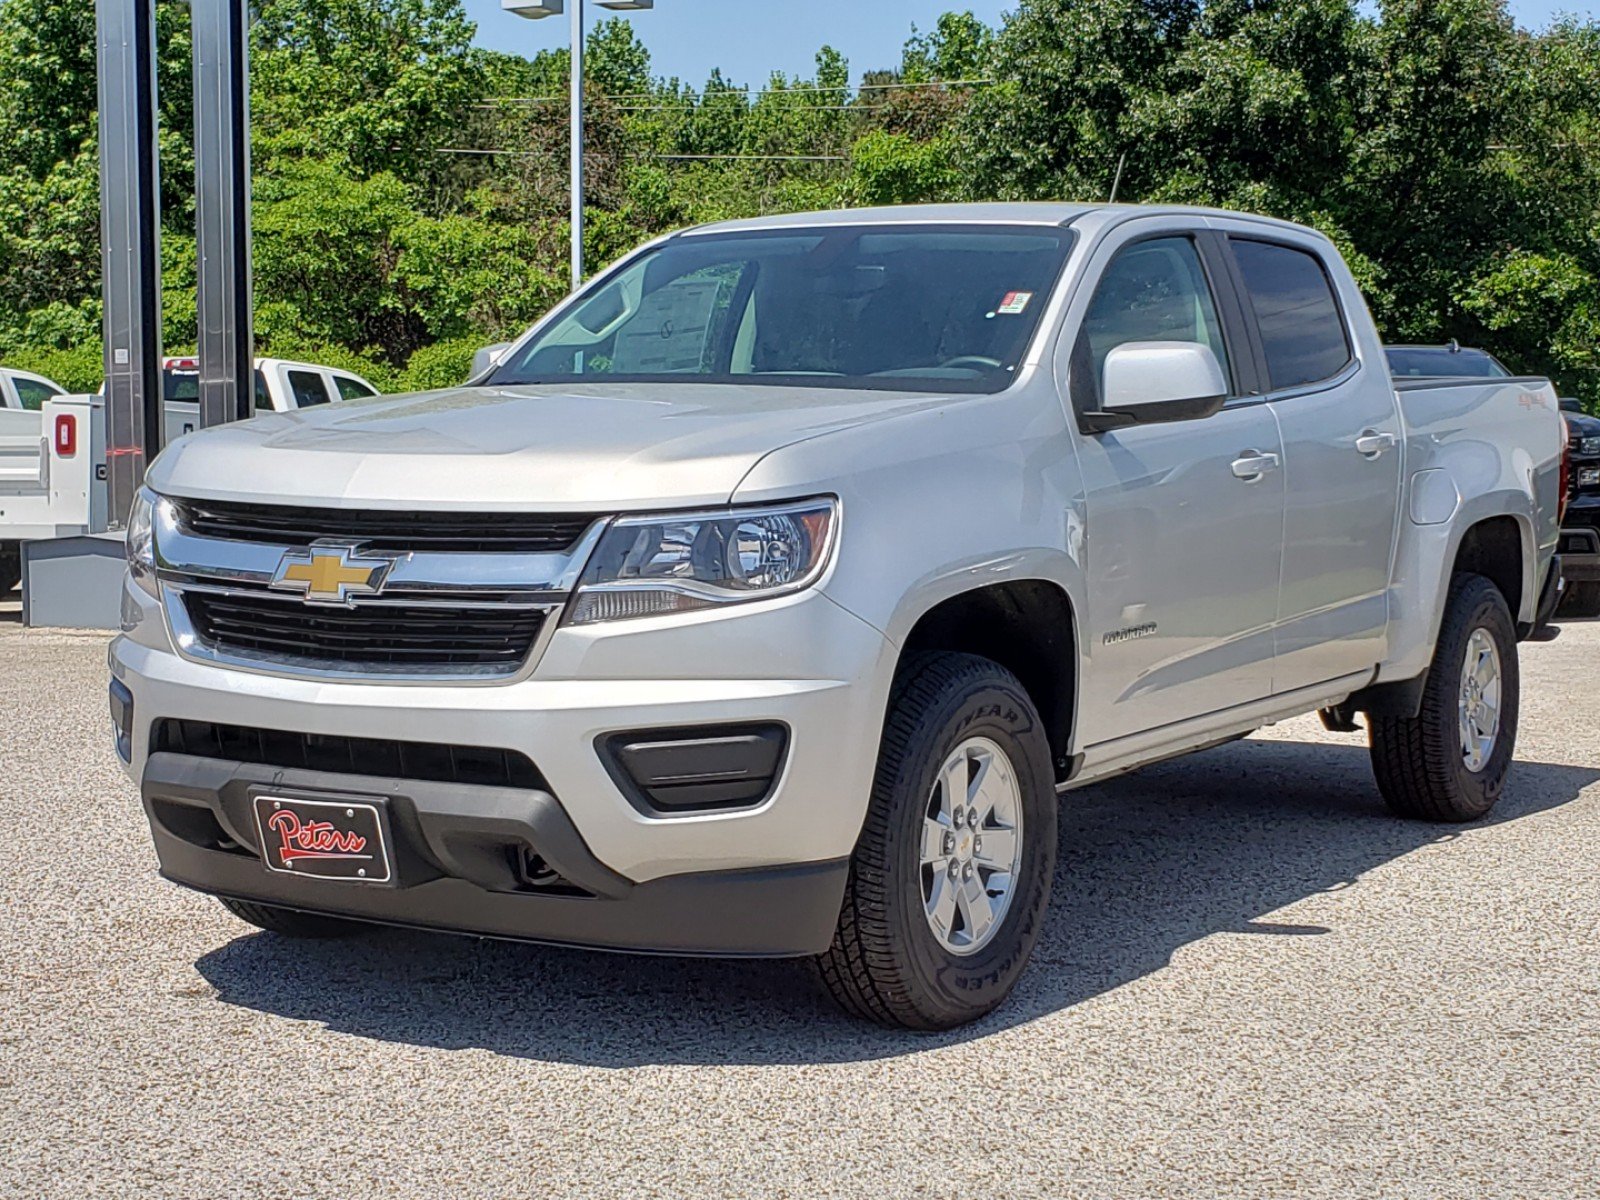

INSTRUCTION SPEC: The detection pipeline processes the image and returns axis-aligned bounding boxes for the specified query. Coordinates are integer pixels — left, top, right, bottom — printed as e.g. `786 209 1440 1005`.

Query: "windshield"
1385 347 1510 378
487 225 1074 394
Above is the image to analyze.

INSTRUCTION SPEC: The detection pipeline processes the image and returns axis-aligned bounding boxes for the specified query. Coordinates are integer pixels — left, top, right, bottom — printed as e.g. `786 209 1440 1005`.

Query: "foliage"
902 11 995 84
0 0 1597 405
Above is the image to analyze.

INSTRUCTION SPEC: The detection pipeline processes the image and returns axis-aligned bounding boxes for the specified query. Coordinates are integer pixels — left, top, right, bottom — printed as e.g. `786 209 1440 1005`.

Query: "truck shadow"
194 737 1599 1065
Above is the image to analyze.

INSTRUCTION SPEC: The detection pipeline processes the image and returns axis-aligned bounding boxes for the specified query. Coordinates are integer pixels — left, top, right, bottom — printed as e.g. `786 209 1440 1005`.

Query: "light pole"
502 0 655 291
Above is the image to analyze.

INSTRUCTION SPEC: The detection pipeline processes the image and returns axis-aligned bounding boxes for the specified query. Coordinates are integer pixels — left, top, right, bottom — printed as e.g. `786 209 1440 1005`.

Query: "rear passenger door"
1066 224 1287 747
1219 229 1403 692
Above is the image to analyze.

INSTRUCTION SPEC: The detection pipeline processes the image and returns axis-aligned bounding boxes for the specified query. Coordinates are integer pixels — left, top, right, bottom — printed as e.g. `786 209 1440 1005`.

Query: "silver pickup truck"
111 204 1563 1029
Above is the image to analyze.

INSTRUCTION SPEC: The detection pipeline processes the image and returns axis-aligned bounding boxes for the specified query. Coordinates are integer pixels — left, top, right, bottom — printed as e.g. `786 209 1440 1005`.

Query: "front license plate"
1580 467 1600 487
253 794 393 883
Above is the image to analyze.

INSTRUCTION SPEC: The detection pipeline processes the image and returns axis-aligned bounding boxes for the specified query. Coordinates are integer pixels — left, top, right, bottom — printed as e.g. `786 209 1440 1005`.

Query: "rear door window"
287 370 333 407
1231 239 1352 391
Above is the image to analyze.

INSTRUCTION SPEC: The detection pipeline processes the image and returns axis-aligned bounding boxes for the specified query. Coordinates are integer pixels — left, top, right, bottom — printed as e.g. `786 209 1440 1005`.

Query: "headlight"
567 498 838 624
125 486 161 598
1582 436 1600 456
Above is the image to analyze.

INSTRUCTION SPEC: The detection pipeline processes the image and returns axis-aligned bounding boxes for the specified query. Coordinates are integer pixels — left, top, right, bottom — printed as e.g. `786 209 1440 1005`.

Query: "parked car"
1385 341 1513 379
111 204 1564 1029
0 365 68 411
1558 397 1600 616
155 356 380 442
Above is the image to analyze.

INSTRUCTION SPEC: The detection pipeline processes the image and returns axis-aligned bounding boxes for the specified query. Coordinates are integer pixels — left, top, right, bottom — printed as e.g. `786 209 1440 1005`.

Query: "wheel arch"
1452 513 1532 629
895 579 1080 783
1377 493 1540 685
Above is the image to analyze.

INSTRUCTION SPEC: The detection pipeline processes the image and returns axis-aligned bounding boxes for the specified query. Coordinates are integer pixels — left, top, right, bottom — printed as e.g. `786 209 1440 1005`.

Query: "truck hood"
146 381 959 510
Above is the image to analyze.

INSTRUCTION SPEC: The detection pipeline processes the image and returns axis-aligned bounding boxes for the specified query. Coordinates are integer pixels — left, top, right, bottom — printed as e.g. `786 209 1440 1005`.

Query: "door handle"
1355 429 1397 457
1231 451 1280 480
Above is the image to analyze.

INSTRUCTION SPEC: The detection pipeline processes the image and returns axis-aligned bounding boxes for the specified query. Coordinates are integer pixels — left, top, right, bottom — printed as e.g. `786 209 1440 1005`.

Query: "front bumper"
112 581 897 955
142 753 848 955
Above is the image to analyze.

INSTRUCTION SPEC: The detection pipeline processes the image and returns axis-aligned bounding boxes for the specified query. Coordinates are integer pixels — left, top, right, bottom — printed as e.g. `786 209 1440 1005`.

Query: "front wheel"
1368 573 1518 822
816 652 1057 1030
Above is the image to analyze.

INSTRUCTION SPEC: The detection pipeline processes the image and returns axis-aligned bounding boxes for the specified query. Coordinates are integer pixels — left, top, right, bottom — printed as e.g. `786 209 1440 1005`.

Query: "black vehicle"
1559 398 1600 617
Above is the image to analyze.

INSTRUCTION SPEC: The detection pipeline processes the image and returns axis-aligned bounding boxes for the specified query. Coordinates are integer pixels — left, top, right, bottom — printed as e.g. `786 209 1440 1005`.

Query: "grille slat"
185 591 546 668
151 719 548 789
176 498 597 554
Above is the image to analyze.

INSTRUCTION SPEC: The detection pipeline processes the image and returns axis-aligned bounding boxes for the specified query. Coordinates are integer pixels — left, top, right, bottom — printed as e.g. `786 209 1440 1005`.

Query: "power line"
425 146 849 163
479 77 995 106
656 153 848 162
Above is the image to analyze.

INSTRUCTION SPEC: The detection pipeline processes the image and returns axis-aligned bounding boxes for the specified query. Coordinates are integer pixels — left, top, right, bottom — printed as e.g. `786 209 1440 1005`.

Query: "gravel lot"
3 596 1599 1199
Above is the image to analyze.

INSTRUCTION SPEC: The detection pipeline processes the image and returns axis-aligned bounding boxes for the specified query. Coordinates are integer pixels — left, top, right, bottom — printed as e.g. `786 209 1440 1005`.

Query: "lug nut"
968 808 980 828
973 836 983 855
943 832 956 855
953 809 965 829
948 860 960 880
962 864 974 881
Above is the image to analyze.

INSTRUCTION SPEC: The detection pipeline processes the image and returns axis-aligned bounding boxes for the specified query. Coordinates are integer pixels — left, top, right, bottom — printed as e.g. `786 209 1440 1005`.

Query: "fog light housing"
598 723 788 815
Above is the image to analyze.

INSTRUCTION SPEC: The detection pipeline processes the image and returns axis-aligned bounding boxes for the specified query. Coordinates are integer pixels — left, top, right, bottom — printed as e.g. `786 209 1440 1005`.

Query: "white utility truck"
155 356 380 442
111 205 1563 1029
0 387 101 594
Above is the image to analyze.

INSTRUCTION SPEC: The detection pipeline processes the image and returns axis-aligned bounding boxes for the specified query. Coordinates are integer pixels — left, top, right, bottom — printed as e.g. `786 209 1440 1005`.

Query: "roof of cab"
680 201 1319 238
683 202 1097 235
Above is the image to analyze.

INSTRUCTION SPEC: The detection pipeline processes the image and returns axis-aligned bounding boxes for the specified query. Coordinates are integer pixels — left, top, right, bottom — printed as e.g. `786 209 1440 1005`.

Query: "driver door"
1066 229 1287 748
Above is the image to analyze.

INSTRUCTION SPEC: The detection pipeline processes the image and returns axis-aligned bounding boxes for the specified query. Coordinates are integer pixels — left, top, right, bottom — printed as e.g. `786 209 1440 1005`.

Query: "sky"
466 0 1600 90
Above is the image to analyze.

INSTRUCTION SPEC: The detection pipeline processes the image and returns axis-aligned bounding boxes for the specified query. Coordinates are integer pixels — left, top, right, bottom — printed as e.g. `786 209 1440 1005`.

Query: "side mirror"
1559 397 1582 413
471 342 511 379
1085 341 1229 432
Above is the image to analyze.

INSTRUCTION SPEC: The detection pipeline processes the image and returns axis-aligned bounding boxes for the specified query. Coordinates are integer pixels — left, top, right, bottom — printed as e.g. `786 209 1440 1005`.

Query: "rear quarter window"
1232 239 1352 391
332 374 376 400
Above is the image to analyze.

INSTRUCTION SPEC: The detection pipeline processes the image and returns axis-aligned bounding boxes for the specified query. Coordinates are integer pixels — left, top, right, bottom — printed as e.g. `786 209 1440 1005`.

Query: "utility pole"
569 0 584 290
503 0 655 291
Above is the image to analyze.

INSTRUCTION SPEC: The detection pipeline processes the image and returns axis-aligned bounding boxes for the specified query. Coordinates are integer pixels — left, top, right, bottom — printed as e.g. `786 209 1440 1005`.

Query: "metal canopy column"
95 0 163 527
190 0 254 429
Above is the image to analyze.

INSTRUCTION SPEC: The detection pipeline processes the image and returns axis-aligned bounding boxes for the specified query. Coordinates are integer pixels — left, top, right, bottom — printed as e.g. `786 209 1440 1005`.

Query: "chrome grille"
154 494 606 683
174 497 598 554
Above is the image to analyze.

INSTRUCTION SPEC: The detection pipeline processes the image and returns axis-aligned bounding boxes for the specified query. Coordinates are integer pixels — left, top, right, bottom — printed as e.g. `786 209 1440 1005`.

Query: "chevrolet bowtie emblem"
270 544 395 605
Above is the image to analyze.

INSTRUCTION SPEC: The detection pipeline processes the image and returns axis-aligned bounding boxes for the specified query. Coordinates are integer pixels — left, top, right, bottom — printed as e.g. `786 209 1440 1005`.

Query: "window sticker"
996 290 1033 315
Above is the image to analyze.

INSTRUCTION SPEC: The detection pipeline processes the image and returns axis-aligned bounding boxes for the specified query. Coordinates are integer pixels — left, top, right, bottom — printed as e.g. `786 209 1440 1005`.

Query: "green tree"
902 11 995 83
250 0 484 189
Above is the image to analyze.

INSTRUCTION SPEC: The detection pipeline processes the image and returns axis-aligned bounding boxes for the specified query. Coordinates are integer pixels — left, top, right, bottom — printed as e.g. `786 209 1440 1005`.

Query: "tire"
217 896 369 939
0 543 19 596
816 652 1057 1030
1369 573 1518 822
1558 580 1600 619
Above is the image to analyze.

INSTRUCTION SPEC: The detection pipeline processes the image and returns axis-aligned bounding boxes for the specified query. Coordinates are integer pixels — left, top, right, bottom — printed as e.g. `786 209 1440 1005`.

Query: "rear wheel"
217 896 368 938
1558 580 1600 619
816 652 1056 1030
1368 573 1518 822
